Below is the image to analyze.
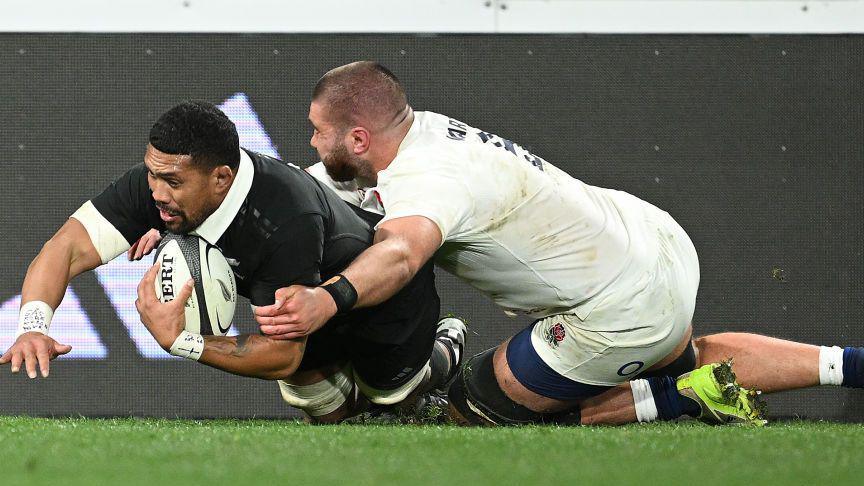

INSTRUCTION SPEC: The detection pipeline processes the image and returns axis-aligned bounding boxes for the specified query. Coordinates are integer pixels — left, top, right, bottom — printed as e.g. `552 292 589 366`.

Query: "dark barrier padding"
0 34 861 420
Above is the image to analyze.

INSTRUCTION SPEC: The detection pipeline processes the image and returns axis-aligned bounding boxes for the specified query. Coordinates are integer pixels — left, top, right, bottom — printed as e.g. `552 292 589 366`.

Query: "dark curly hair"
149 101 240 170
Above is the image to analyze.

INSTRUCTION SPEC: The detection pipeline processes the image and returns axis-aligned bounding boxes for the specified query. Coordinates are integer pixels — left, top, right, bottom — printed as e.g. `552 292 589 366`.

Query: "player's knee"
447 347 559 426
692 333 742 366
354 362 431 405
277 365 354 418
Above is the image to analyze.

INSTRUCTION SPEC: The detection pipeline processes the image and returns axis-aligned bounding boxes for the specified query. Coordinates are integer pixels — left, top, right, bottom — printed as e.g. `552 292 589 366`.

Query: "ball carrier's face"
144 143 232 234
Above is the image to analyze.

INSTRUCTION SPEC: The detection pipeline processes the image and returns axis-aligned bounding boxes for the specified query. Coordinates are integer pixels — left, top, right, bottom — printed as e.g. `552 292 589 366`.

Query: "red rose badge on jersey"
545 322 566 348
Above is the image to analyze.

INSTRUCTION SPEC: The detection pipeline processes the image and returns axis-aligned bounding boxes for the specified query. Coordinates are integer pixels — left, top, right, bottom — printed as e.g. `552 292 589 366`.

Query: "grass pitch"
1 417 860 486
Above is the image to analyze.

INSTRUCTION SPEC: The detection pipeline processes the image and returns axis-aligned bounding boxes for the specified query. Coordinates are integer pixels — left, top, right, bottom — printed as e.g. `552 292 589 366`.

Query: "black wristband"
321 274 358 315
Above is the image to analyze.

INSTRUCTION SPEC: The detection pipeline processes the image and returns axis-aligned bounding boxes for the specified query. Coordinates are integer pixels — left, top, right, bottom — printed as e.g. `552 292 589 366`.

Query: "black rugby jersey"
90 149 377 305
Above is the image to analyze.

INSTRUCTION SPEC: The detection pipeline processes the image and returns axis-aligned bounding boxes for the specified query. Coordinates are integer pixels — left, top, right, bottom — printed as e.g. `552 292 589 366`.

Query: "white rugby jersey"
312 111 666 321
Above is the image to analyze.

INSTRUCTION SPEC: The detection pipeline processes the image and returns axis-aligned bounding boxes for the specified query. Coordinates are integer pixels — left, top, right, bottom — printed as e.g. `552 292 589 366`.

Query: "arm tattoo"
203 335 259 358
232 334 253 358
200 334 305 379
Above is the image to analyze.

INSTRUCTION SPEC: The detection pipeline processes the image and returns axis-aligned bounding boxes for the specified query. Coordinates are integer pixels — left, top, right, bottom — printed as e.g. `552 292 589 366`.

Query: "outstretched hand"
254 285 337 340
0 332 72 379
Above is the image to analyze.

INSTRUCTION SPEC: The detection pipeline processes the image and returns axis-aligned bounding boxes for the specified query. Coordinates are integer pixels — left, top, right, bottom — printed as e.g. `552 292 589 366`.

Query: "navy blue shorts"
506 325 613 401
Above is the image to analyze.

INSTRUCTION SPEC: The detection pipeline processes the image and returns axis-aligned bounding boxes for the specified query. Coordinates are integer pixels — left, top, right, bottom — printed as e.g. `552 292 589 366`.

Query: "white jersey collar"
395 110 424 156
191 149 254 244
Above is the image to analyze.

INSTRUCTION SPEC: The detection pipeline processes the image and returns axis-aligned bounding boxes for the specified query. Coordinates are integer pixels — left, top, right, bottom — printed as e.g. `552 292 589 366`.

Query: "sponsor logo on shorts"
545 323 566 348
617 361 645 376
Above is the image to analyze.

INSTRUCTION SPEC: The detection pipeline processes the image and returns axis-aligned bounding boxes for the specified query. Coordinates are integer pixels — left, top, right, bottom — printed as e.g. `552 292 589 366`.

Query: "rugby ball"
153 233 237 336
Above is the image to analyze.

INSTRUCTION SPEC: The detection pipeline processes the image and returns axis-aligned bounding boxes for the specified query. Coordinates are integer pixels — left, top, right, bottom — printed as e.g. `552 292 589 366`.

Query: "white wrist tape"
16 300 54 338
169 330 205 361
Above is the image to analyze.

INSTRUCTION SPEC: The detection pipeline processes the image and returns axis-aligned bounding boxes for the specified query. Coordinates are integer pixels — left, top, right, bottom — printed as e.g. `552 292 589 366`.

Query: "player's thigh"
348 307 438 405
529 314 688 385
348 260 440 404
446 331 607 423
493 322 613 414
496 314 689 411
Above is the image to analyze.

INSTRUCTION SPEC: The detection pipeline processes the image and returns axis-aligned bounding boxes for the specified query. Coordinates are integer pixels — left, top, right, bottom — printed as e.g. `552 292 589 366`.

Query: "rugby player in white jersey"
253 61 864 426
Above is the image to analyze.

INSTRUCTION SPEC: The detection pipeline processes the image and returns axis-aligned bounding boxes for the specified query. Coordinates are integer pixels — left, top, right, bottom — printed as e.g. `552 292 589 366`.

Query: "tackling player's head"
145 101 240 234
309 61 410 182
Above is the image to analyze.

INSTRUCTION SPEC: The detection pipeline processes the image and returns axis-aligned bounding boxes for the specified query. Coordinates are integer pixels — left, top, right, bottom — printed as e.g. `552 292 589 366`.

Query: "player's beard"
157 202 211 234
322 141 370 182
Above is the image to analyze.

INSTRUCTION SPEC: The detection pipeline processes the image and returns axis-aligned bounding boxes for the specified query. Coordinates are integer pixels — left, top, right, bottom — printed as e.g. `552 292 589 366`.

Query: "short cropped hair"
149 101 240 170
312 61 408 130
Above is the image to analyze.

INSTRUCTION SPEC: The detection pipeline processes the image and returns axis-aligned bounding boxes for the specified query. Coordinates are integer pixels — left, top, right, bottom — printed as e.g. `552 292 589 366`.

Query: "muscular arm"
342 216 442 307
136 264 306 380
254 215 442 339
0 218 103 378
198 334 306 380
22 218 103 308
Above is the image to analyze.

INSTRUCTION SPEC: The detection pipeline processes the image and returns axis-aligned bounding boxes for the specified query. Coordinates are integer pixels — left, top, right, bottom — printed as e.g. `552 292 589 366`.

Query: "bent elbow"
393 241 424 285
396 256 415 287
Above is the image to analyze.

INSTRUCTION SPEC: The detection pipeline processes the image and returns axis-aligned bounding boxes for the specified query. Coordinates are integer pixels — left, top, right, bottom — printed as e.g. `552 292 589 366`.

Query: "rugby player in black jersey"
0 101 464 423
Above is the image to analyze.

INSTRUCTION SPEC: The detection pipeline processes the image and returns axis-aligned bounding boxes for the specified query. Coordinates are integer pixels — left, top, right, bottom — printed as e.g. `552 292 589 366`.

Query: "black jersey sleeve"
89 164 163 244
247 213 326 307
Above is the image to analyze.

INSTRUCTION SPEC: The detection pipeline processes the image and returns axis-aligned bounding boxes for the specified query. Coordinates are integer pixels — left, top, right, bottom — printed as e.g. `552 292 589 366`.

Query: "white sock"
819 346 845 386
630 379 658 422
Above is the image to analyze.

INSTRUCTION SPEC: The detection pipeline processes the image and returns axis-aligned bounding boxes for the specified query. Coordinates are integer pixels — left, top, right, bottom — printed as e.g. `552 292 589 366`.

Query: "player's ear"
213 165 234 193
348 127 370 155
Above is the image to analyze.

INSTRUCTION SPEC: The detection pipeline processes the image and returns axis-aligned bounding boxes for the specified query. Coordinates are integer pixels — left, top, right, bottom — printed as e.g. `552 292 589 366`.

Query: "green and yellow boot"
676 360 768 426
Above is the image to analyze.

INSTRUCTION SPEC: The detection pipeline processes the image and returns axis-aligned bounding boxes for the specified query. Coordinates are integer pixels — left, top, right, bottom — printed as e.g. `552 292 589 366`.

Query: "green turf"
1 417 861 486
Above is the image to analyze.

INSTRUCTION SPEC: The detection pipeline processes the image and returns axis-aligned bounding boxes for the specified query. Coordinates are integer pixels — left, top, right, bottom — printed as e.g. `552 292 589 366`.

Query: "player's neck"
370 107 414 177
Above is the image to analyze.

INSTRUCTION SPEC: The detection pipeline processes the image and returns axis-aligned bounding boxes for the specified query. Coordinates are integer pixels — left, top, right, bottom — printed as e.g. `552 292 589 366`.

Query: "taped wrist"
169 330 204 361
16 300 54 337
321 274 357 314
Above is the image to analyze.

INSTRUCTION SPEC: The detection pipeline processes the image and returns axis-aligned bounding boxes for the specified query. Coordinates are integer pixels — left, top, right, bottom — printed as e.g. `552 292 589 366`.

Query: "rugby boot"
676 360 768 426
409 391 450 424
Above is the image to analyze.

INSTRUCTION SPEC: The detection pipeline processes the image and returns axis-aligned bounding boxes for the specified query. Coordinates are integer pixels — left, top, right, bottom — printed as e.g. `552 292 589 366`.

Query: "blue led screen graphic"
0 93 279 359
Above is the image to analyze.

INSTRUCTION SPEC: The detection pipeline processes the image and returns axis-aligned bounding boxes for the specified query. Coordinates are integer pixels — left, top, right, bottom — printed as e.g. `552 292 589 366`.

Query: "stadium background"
0 32 861 420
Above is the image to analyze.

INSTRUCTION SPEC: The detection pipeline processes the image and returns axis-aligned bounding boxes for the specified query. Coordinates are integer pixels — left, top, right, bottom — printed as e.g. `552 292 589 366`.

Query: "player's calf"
695 333 864 393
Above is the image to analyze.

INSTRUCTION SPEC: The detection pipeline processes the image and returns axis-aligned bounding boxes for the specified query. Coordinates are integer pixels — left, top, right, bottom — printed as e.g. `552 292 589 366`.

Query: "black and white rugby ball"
153 233 237 336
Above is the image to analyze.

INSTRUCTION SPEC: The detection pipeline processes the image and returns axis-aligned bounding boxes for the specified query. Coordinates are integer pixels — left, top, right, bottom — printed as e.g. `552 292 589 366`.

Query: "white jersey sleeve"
70 200 131 264
376 161 474 243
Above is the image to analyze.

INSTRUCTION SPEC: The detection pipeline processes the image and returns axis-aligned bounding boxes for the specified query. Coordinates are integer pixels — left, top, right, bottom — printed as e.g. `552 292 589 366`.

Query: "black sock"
647 376 701 419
